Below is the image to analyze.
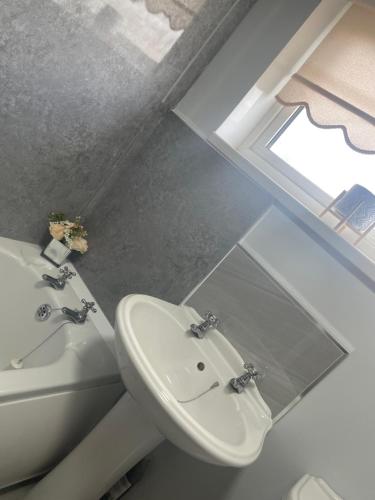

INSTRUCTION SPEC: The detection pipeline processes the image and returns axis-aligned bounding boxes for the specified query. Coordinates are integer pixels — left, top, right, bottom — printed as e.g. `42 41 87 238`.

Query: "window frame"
243 103 333 209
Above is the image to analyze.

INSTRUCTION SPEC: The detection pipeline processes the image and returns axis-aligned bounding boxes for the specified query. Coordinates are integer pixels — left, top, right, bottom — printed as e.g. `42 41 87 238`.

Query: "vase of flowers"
41 212 88 266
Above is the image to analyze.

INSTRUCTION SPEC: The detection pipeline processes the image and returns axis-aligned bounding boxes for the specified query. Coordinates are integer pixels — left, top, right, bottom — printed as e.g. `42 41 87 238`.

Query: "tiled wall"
0 0 263 320
78 113 272 320
186 245 346 417
0 0 255 240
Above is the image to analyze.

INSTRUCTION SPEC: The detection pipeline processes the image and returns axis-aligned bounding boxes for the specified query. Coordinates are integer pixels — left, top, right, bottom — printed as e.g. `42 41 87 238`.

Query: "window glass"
270 107 375 198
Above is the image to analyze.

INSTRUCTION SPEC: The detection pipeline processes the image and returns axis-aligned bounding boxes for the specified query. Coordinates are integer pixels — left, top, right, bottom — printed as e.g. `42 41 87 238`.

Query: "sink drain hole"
197 362 205 371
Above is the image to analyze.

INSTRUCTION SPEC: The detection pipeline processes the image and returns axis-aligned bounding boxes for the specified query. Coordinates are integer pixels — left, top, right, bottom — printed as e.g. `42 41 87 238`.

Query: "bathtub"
0 237 123 488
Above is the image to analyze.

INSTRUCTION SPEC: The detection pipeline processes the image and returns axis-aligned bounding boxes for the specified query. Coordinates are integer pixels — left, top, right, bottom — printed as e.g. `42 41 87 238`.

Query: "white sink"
26 294 272 500
115 294 272 467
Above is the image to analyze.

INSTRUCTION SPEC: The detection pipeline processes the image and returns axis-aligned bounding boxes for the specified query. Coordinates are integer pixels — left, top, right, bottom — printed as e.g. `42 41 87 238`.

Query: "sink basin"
25 294 273 500
115 294 272 467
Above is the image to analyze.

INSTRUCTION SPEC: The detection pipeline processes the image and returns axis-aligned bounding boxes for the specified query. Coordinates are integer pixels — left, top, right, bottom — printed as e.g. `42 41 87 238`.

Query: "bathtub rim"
0 236 121 402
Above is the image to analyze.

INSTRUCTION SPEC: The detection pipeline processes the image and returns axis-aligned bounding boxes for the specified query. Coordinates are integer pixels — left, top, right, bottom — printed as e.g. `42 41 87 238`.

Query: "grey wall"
0 0 256 245
176 0 320 137
0 0 273 320
78 113 271 320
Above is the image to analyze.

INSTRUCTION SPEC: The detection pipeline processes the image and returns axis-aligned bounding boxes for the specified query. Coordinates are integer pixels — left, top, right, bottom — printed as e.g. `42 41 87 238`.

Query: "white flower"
49 223 65 241
70 237 88 254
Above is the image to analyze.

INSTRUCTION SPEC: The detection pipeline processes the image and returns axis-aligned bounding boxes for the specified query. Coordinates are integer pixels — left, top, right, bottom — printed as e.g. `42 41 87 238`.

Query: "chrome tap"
42 266 76 290
190 312 220 339
62 299 97 324
229 363 263 393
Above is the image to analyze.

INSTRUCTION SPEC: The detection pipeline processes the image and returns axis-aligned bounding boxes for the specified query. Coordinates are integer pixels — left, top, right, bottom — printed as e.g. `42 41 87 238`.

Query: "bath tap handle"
81 299 97 313
42 266 76 290
60 266 76 280
61 299 97 324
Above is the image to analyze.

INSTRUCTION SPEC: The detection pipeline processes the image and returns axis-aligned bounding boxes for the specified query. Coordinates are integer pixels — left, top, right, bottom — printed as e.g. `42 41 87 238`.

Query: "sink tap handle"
190 311 220 338
243 362 264 381
229 362 264 393
204 312 220 328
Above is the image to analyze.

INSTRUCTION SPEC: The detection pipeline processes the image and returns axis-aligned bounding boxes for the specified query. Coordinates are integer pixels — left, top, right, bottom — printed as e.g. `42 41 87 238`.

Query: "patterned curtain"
144 0 206 30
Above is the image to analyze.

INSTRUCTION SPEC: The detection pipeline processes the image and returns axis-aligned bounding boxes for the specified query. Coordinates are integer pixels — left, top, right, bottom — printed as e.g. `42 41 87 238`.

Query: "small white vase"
41 238 71 267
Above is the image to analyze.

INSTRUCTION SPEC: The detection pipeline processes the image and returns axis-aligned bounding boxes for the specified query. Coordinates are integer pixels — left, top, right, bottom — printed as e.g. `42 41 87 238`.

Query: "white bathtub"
0 237 123 488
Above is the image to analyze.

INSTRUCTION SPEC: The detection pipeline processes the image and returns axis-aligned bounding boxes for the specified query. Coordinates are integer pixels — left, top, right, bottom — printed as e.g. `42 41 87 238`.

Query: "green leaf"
48 211 66 223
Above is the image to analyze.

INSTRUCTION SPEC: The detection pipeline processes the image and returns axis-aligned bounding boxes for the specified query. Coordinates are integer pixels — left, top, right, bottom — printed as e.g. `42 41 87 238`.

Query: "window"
252 105 375 208
269 108 375 201
216 0 375 264
243 102 375 252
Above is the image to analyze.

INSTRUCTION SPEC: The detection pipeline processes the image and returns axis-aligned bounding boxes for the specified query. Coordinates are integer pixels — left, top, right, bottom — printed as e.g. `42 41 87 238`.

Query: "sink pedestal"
26 393 163 500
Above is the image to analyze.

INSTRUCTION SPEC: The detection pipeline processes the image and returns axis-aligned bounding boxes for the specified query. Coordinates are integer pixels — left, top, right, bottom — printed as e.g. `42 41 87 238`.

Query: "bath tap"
190 312 220 339
229 363 263 393
62 299 97 324
42 266 76 290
